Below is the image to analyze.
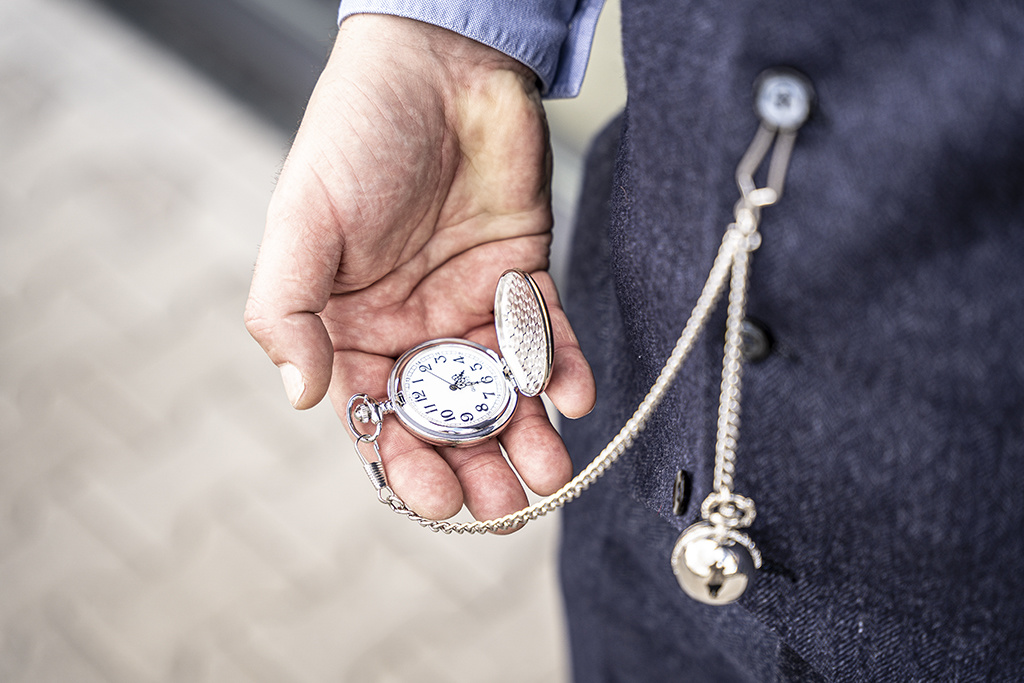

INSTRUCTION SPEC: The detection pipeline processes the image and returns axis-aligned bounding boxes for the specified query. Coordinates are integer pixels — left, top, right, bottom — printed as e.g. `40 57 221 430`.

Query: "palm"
311 67 552 354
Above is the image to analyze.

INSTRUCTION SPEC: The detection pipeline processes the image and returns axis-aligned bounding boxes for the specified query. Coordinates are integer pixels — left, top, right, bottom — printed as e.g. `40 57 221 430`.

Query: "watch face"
389 339 516 446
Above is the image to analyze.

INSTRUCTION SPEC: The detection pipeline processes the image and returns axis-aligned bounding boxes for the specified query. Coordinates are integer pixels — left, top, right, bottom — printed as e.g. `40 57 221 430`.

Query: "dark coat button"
740 318 773 363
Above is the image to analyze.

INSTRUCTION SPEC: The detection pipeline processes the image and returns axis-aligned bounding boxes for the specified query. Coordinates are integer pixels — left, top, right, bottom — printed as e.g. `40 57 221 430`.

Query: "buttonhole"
672 469 692 517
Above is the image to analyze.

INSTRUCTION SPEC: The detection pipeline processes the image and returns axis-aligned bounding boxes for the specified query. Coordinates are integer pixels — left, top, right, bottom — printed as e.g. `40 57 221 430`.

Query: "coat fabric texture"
559 1 1024 680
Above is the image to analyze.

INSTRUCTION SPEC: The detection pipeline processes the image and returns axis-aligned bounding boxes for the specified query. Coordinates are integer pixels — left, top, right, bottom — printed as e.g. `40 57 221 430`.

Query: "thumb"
244 298 334 410
244 202 340 410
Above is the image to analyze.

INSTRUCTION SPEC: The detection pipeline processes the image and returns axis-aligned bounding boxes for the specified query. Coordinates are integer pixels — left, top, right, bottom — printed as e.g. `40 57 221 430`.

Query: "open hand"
244 15 595 523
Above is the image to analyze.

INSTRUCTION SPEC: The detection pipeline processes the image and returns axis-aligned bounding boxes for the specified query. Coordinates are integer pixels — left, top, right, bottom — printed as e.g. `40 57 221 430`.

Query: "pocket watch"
352 269 553 447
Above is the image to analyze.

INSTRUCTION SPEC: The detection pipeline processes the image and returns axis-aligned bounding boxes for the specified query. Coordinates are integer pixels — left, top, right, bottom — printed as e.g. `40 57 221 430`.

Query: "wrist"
335 14 540 105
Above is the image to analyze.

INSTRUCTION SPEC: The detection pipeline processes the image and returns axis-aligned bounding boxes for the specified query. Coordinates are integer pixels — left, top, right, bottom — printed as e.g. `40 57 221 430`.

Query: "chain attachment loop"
346 394 390 491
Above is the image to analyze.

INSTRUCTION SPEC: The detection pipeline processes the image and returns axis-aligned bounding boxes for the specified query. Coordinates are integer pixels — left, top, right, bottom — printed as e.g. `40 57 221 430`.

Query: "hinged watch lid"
494 269 553 398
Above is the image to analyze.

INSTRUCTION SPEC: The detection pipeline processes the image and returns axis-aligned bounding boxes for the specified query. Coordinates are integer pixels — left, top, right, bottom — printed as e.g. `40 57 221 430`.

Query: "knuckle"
242 298 271 339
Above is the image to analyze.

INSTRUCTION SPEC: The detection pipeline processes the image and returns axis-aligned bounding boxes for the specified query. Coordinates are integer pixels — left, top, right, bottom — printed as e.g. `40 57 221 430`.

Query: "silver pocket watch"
351 269 553 447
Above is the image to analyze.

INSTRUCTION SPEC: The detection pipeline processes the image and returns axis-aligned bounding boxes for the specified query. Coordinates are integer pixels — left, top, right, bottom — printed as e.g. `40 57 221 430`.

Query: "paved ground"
0 0 622 680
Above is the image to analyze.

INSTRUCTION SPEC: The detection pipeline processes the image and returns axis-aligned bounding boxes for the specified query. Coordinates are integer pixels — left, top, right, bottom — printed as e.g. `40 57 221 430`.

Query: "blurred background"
0 0 624 681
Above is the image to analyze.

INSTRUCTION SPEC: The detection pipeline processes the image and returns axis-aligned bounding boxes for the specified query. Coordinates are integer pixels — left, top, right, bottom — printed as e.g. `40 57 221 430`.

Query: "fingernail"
279 363 305 407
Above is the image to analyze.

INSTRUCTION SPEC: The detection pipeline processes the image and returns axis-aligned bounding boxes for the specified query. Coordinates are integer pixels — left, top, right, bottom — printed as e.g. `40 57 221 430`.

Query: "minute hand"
423 369 459 389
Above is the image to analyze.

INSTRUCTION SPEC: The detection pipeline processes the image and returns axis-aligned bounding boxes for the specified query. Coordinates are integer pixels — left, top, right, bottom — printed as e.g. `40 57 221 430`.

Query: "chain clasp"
346 394 389 491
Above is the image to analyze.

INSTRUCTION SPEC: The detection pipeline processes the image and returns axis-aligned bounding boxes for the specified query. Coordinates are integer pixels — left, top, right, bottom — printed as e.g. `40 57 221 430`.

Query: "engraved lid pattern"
494 270 553 398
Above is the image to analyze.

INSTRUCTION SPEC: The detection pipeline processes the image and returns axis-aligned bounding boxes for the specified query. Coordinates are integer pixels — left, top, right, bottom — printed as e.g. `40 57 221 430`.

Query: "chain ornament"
346 69 815 604
671 69 814 605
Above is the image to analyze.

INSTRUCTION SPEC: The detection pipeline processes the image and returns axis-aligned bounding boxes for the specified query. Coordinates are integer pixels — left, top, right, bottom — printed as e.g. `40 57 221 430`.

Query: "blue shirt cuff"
337 0 604 98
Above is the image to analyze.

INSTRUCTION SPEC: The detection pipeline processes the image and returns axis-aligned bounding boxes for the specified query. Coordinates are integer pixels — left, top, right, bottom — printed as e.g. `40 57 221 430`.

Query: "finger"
438 439 528 522
329 348 464 519
458 325 571 497
529 271 596 419
244 181 342 410
377 428 465 520
498 395 573 496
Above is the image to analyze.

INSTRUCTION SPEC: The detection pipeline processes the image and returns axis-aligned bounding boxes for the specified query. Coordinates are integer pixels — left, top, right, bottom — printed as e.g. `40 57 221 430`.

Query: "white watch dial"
391 340 515 444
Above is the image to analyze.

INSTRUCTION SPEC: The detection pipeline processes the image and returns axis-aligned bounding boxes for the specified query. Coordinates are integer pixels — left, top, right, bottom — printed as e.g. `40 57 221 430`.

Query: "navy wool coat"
560 1 1024 680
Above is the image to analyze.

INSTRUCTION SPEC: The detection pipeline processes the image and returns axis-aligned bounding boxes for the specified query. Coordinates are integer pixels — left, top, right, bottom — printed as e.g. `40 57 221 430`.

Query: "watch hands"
448 370 485 391
422 368 485 391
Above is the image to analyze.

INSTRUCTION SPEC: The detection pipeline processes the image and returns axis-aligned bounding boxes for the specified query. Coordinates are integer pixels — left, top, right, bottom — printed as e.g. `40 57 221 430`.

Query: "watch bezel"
388 338 518 447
